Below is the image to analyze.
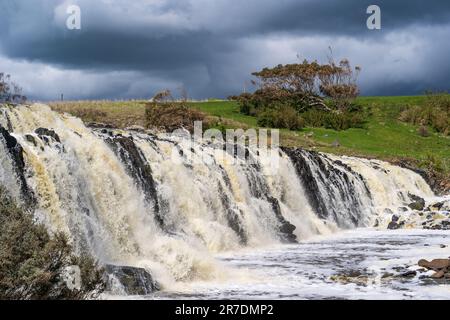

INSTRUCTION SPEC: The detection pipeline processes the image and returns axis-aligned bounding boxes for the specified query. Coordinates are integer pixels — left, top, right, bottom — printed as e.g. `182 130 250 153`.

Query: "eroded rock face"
267 197 297 243
35 128 61 143
0 126 35 206
104 134 162 228
104 265 160 296
217 182 248 245
283 148 371 228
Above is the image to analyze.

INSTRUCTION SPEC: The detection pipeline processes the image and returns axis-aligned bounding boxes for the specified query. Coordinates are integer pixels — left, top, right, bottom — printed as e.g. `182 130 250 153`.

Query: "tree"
318 53 361 112
250 60 331 113
0 72 27 104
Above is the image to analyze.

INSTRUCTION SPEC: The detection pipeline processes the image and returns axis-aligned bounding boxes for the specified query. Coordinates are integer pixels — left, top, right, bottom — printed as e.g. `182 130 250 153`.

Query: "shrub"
236 92 258 116
419 153 446 174
145 90 208 133
301 109 365 131
257 104 304 130
0 72 26 104
0 187 105 300
399 92 450 136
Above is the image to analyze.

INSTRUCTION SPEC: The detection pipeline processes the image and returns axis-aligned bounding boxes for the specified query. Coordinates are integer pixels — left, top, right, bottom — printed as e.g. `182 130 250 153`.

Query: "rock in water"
418 259 450 271
408 201 425 211
125 125 146 132
267 197 297 243
35 128 61 143
104 265 160 295
429 201 445 211
407 193 425 211
388 221 400 230
400 270 417 278
431 270 445 279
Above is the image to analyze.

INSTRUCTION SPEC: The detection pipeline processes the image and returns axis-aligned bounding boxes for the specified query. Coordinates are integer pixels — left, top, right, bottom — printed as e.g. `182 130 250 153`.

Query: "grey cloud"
0 0 449 99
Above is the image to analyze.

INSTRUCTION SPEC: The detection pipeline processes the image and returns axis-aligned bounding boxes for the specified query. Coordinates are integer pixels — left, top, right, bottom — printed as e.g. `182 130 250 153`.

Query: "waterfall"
0 104 436 291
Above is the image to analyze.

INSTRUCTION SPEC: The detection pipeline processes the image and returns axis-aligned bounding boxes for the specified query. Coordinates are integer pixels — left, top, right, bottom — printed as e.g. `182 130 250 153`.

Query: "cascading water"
0 104 438 294
284 148 373 228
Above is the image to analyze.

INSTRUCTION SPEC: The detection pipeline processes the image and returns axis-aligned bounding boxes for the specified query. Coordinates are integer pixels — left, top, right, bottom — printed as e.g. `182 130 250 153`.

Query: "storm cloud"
0 0 449 100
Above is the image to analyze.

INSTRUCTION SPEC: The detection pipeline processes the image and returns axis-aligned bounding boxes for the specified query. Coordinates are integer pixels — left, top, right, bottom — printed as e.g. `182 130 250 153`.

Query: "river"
151 229 450 300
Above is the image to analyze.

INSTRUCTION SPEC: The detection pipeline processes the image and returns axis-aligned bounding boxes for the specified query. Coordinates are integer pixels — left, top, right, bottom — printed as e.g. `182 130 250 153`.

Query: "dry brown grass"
49 100 148 128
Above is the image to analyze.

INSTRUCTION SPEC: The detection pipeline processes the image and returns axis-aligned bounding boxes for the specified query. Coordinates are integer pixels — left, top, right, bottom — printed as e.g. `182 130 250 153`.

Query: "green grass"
310 97 450 158
189 96 450 173
188 101 258 127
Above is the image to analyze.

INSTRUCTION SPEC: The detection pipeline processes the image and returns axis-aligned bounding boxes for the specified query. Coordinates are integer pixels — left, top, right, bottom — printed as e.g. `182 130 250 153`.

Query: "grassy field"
50 100 148 128
49 96 450 174
188 97 450 174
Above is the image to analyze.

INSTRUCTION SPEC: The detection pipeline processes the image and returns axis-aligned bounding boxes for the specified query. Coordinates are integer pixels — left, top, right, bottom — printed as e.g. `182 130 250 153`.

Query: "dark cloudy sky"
0 0 449 101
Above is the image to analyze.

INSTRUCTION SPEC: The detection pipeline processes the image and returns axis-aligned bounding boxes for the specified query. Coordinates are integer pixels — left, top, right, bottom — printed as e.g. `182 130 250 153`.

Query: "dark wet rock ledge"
104 265 160 296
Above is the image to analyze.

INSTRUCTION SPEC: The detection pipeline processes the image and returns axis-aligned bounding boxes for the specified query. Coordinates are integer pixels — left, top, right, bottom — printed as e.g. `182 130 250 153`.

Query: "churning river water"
149 229 450 300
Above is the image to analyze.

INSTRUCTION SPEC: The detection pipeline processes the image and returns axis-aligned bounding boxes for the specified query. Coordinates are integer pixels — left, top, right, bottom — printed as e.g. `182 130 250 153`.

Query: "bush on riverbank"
0 187 105 300
257 104 305 130
301 109 366 131
145 90 209 133
399 92 450 136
